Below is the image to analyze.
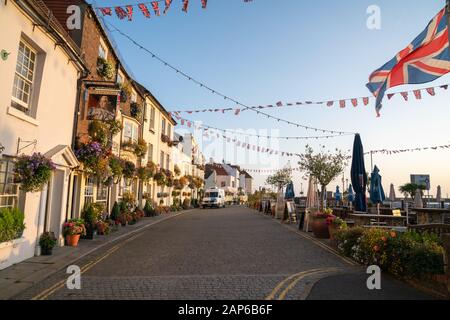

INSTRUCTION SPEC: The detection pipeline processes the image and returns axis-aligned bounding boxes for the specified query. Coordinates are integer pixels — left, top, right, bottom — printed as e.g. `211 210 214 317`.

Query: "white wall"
0 2 80 268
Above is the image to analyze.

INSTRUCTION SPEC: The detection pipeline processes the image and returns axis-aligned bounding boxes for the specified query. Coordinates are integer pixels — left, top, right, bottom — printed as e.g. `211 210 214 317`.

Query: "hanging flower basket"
122 161 136 180
14 153 56 192
154 171 167 186
130 102 142 120
97 57 115 80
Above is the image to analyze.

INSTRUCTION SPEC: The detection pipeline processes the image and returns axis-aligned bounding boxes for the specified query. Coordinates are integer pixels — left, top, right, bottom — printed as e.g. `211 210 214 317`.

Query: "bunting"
164 0 173 14
182 0 189 13
151 2 161 16
168 83 450 115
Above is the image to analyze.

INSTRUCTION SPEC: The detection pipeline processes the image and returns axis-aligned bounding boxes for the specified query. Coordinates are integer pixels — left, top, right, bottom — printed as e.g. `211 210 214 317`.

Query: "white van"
202 187 226 208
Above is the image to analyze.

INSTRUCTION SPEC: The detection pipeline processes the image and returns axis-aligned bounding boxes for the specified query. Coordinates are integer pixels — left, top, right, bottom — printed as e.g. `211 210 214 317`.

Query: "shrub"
39 231 57 249
335 227 445 279
130 102 142 120
144 200 155 217
335 227 365 258
110 201 121 222
0 207 26 242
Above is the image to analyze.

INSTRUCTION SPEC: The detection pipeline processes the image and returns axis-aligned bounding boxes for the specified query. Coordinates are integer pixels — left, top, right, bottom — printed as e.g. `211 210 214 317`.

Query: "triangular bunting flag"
400 92 409 101
99 7 112 16
151 2 160 16
138 4 151 18
115 7 127 19
387 93 395 100
201 0 208 9
327 101 334 107
363 97 369 106
182 0 189 12
413 90 422 100
351 99 358 107
126 5 133 21
164 0 172 14
426 88 435 96
339 100 346 108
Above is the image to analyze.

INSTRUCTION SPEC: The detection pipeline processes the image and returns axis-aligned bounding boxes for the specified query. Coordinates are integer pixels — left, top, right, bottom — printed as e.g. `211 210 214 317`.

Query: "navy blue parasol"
350 134 368 212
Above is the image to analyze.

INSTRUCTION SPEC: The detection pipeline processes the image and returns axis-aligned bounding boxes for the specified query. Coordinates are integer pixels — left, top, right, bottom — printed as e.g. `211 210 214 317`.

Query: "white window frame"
131 89 137 103
160 151 164 169
148 143 154 162
0 159 19 209
11 40 37 113
117 70 124 85
99 37 108 59
161 118 166 136
84 176 95 206
122 119 139 144
149 106 156 131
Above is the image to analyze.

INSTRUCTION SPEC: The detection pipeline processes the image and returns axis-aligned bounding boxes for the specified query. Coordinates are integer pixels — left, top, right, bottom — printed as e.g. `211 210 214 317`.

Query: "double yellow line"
32 232 144 300
266 267 340 300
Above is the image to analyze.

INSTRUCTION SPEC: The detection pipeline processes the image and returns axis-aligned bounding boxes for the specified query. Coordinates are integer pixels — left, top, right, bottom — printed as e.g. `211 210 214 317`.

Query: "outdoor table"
349 213 407 227
412 208 450 225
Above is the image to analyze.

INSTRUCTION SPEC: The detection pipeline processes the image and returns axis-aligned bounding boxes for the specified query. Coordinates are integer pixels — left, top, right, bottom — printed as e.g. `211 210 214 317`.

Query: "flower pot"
328 225 339 240
82 225 95 240
65 234 80 247
312 217 330 239
40 246 53 256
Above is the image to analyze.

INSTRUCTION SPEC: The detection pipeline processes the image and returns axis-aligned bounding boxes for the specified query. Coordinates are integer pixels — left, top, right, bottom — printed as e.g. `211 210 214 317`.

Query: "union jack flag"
367 7 450 116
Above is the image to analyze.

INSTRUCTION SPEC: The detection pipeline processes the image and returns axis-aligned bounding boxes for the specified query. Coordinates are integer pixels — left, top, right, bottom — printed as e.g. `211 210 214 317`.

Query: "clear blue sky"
90 0 450 197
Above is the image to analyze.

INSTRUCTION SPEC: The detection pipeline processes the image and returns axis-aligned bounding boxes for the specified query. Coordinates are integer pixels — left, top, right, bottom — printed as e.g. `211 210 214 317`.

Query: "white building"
0 0 86 269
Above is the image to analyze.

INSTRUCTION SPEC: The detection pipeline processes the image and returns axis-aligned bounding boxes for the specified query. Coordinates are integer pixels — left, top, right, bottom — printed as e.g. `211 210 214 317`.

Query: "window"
149 107 156 131
98 43 107 59
167 124 172 140
232 181 236 188
131 89 137 103
161 118 166 136
11 40 37 113
221 181 226 188
148 143 154 162
123 120 138 143
0 159 19 209
166 155 170 171
96 180 108 205
117 70 124 85
160 151 164 169
84 177 94 205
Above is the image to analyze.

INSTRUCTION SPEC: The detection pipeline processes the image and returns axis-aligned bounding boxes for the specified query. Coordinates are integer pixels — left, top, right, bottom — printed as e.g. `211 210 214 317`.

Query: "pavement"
1 206 434 300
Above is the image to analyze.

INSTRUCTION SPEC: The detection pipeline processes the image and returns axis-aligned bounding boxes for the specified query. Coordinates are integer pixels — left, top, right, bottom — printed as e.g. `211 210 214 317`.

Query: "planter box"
0 238 26 270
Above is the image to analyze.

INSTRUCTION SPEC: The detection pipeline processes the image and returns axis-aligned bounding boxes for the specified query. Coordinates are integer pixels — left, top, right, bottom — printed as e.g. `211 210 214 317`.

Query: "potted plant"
81 204 99 240
96 221 110 235
134 138 148 158
328 216 347 241
119 83 131 103
14 153 55 193
39 232 57 255
63 219 86 247
311 208 334 239
143 200 155 217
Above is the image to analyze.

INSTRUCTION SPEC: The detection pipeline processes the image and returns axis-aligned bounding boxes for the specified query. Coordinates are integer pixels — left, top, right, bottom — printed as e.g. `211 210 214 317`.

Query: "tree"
298 145 348 210
399 183 426 199
266 168 292 191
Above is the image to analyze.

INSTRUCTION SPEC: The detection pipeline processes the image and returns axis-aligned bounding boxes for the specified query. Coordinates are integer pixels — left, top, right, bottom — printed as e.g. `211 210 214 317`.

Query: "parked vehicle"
202 188 226 208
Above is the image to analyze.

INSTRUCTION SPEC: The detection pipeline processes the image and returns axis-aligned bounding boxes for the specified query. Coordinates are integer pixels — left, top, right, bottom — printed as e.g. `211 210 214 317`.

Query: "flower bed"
334 227 445 279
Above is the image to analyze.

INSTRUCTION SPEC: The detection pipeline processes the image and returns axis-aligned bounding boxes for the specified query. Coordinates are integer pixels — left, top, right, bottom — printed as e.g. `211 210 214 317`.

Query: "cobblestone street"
13 207 431 300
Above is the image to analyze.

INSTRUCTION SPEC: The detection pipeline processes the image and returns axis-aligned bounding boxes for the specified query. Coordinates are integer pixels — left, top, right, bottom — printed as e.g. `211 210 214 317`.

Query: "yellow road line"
267 216 357 266
31 211 194 300
277 268 340 300
265 268 325 300
32 245 122 300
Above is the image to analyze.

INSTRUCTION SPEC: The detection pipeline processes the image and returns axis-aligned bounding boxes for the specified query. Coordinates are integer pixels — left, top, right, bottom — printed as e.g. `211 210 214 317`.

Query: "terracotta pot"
65 234 81 247
312 217 330 239
328 225 338 240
